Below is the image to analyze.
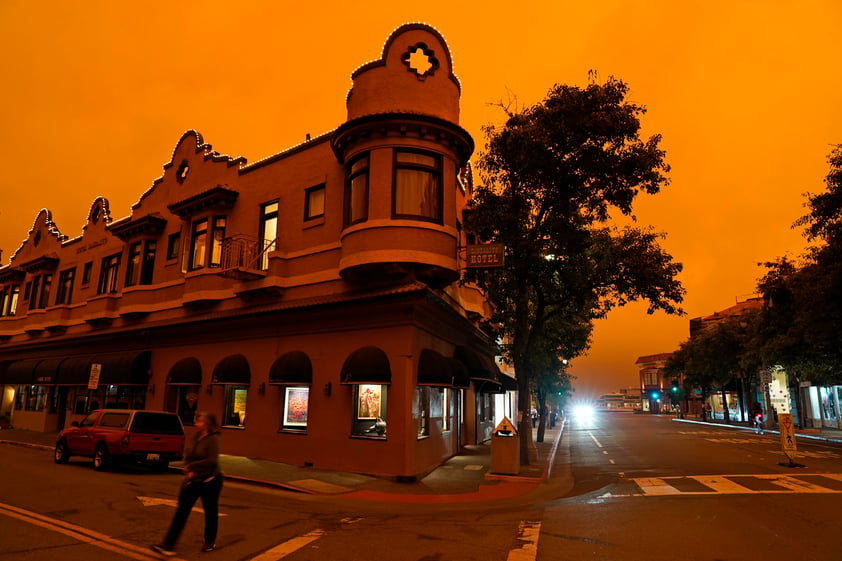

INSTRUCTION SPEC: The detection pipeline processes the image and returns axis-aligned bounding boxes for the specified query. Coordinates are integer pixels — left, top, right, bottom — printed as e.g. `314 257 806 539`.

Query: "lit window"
441 388 451 432
344 154 368 226
189 219 208 270
351 384 387 438
210 217 226 267
417 386 430 438
223 385 248 428
281 386 310 431
259 201 279 271
393 150 442 222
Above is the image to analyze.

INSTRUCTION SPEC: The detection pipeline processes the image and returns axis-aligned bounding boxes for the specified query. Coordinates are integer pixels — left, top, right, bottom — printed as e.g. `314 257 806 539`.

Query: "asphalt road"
1 413 840 560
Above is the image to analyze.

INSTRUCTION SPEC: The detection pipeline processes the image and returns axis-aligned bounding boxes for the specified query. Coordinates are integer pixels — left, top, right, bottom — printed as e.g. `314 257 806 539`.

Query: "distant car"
54 409 185 471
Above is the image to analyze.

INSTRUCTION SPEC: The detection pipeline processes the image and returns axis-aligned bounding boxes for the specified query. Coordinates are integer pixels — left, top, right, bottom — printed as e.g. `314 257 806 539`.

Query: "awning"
56 356 93 385
499 372 518 391
450 358 471 388
212 354 250 384
269 351 312 385
4 359 40 385
453 346 500 384
417 349 454 386
34 358 64 385
167 357 202 385
55 351 151 386
340 346 391 385
96 351 152 385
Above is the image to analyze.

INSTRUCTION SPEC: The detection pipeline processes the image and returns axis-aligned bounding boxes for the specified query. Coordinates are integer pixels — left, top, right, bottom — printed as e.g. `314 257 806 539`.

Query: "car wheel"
54 439 70 464
93 444 110 471
150 460 170 472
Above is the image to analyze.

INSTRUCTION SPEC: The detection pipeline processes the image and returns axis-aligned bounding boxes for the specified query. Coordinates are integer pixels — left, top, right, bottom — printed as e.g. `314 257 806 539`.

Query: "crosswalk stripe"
249 529 325 561
628 474 842 496
506 521 541 561
753 475 835 493
635 478 681 495
694 476 753 494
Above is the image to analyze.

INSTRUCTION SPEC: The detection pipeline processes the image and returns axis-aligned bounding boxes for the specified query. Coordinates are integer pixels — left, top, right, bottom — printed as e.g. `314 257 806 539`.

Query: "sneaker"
151 544 176 557
201 543 215 552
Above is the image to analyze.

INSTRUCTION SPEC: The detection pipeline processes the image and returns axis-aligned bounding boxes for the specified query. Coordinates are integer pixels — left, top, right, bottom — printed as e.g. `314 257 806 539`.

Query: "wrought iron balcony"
218 235 276 280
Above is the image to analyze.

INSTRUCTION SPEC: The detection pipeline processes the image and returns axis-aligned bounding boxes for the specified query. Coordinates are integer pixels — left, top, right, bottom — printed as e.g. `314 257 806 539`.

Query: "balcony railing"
218 235 276 279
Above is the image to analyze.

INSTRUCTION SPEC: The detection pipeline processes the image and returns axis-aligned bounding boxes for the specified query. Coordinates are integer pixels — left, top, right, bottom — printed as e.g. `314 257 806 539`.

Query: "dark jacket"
183 430 221 480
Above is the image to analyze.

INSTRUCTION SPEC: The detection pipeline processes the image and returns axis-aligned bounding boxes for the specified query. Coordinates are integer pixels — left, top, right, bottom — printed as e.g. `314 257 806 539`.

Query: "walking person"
152 412 223 556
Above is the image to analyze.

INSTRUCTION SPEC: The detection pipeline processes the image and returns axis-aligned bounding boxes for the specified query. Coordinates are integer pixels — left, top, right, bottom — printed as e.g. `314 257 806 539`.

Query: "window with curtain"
305 184 326 220
189 219 208 270
393 150 442 222
98 254 121 294
56 268 75 305
344 154 369 226
210 217 226 267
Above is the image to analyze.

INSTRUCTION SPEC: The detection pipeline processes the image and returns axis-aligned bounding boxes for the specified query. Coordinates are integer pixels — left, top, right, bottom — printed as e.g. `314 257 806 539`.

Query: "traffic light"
650 391 660 400
671 379 679 393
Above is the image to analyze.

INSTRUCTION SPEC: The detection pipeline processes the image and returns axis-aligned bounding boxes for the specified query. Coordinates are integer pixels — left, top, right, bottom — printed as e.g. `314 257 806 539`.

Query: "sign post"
88 363 101 390
777 412 801 467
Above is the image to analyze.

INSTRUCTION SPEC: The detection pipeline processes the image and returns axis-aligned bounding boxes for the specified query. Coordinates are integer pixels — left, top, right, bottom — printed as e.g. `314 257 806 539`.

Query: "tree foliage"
465 77 685 461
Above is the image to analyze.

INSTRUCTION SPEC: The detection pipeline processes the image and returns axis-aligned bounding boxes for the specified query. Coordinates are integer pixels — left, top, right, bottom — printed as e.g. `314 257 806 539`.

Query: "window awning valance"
4 359 40 385
96 351 152 385
56 357 92 385
168 357 202 385
417 349 454 386
212 354 250 384
34 358 64 385
269 351 312 385
340 346 391 385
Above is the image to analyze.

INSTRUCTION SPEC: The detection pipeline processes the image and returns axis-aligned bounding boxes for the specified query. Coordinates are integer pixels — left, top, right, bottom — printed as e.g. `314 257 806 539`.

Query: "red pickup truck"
54 409 185 471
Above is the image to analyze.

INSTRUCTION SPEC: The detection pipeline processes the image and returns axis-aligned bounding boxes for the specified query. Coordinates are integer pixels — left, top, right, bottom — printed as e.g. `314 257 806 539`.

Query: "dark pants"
162 474 223 549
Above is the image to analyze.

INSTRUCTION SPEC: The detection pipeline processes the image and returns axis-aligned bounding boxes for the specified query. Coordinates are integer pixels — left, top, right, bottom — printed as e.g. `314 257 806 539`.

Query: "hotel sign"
466 243 505 268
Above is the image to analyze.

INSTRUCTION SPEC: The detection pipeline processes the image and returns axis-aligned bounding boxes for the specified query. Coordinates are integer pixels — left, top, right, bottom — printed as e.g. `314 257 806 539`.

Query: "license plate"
146 453 160 461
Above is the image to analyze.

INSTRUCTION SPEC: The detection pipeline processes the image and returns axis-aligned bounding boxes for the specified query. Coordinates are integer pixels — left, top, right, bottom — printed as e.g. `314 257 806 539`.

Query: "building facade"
0 24 511 478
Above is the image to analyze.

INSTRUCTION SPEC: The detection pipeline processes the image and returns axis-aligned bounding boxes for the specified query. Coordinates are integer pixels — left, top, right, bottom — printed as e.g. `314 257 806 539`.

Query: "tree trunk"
721 386 730 424
536 387 546 443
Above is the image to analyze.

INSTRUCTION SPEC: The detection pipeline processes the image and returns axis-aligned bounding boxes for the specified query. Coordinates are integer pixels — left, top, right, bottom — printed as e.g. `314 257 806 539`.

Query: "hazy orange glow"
2 2 841 397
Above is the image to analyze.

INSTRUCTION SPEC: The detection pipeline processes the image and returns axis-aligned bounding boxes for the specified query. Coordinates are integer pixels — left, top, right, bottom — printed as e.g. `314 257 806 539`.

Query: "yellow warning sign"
493 416 518 436
778 413 797 457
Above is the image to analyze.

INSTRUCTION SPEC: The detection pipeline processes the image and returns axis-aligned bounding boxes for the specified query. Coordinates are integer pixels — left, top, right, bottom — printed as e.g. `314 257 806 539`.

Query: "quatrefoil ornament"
402 42 439 80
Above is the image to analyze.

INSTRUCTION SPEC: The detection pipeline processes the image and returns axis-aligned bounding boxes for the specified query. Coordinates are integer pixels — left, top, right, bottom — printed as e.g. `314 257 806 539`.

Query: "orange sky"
2 1 841 398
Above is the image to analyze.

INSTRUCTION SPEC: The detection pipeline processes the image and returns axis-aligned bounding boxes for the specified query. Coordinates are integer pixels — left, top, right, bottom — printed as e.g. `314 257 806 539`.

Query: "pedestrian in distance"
152 412 223 557
751 402 764 435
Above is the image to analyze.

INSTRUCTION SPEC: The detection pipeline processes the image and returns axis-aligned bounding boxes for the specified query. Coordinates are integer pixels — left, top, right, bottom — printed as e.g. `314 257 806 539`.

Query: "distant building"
0 24 512 479
635 353 673 413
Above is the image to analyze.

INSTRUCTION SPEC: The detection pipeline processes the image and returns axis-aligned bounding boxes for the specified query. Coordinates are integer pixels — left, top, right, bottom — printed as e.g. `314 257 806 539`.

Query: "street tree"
464 76 685 463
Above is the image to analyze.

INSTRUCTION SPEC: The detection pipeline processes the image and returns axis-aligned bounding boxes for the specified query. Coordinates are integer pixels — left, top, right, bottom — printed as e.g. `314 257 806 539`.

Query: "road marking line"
506 520 541 561
137 496 228 516
588 432 603 448
634 478 681 495
753 475 837 493
0 502 167 560
693 476 754 494
249 529 325 561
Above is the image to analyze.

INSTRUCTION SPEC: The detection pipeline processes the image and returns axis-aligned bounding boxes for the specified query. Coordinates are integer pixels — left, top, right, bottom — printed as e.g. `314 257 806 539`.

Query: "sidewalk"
672 416 842 444
0 421 565 504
